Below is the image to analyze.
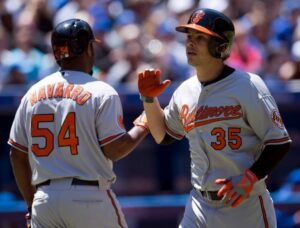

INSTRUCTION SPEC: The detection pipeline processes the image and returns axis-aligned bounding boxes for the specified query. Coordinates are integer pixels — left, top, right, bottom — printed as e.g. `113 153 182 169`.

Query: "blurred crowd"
0 0 299 90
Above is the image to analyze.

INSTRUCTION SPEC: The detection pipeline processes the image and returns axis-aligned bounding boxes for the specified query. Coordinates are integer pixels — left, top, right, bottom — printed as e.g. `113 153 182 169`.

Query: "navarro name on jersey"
29 82 92 106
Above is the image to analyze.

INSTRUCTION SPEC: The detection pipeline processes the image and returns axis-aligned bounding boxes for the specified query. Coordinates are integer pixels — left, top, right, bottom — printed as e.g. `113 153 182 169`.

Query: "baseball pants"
179 185 276 228
31 178 127 228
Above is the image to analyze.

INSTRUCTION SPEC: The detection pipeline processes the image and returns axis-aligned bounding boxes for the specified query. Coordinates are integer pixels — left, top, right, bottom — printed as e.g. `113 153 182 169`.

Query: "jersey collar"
201 65 235 86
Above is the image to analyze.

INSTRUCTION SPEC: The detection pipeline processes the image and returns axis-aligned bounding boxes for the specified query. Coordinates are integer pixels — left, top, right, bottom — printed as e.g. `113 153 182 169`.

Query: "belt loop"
97 178 111 190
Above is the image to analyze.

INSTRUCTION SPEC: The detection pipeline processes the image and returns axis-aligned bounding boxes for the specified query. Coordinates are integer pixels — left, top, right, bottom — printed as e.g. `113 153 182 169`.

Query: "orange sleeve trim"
264 137 291 145
8 139 28 152
165 125 184 140
99 132 125 146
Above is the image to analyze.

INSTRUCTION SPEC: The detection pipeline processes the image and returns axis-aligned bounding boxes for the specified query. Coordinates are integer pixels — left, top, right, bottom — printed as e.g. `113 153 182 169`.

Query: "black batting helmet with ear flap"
51 18 100 61
176 8 235 59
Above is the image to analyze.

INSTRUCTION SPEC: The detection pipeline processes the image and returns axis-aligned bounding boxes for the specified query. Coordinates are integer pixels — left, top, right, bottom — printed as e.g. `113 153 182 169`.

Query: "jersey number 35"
211 127 242 150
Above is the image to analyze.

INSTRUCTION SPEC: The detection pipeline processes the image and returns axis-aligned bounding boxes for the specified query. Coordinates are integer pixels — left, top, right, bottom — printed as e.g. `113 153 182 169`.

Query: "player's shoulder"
84 77 119 97
26 72 61 94
234 70 263 83
232 70 269 91
176 75 198 90
25 70 119 100
172 75 199 98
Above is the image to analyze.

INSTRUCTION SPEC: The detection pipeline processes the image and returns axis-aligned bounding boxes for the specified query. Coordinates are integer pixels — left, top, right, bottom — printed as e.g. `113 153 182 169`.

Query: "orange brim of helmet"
176 24 225 40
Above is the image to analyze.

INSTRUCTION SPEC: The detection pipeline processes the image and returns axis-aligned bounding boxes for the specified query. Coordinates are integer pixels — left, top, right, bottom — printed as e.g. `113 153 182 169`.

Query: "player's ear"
86 41 94 57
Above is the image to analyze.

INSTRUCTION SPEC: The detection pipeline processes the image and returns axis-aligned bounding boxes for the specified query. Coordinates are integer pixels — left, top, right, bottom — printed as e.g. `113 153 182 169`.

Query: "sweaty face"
185 30 212 66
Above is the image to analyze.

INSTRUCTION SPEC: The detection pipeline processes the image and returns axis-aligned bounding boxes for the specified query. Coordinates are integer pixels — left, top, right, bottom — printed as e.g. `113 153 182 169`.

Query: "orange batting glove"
138 69 171 98
133 111 149 131
215 169 258 208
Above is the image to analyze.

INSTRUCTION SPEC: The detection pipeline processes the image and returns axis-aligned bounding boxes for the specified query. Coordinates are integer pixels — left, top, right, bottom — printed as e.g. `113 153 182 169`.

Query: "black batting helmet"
51 18 100 61
176 8 235 59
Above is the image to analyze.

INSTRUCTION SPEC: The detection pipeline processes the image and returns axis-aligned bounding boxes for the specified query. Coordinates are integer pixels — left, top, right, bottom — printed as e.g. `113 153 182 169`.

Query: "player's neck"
60 59 92 75
195 62 225 83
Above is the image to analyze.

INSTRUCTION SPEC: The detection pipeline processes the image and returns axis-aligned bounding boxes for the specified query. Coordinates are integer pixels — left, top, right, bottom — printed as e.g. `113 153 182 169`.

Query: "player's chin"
187 57 197 66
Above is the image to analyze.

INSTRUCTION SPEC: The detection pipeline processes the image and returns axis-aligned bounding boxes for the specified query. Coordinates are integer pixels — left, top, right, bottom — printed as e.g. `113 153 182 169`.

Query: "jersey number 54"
31 112 79 157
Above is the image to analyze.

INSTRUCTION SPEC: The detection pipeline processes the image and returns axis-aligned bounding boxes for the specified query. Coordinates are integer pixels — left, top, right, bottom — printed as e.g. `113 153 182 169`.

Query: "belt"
198 190 223 201
36 178 99 188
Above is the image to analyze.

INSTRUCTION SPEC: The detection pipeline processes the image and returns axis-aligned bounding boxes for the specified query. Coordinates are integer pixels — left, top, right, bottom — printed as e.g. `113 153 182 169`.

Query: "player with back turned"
138 8 291 228
8 18 149 228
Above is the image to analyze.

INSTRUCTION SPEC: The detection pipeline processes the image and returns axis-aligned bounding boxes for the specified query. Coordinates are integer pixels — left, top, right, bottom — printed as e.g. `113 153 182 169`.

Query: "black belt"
36 178 99 188
199 190 222 201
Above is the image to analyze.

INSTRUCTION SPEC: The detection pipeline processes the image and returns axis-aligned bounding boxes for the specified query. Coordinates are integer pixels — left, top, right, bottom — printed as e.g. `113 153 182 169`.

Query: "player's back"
22 70 125 184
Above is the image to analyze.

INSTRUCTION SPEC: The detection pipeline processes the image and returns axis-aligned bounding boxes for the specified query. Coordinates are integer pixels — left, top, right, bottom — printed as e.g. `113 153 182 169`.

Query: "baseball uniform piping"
99 132 126 146
258 195 269 228
165 125 184 140
264 137 291 145
107 190 125 228
7 139 28 153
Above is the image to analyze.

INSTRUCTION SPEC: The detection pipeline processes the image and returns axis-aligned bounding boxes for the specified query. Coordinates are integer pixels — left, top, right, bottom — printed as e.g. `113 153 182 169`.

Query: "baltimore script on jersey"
180 104 242 132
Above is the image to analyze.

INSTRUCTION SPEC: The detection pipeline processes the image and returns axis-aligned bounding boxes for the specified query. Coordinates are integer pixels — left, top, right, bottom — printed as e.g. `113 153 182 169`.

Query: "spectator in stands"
153 17 194 82
3 14 46 85
4 65 26 85
261 46 291 89
227 20 263 74
0 24 11 86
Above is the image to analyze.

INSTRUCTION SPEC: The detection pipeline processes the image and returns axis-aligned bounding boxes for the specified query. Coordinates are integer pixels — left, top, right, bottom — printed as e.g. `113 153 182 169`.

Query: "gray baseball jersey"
8 70 128 227
164 70 291 191
9 70 126 185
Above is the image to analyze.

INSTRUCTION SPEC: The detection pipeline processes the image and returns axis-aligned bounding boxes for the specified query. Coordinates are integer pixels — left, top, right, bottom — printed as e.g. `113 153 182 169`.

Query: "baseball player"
137 8 291 228
8 19 149 228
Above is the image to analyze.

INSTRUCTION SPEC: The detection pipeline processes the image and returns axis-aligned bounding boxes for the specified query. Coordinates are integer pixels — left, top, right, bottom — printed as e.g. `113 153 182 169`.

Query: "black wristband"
139 95 157 103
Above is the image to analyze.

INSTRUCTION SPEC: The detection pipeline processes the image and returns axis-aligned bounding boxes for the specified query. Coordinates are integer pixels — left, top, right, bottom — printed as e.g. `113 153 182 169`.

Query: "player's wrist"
245 169 258 183
135 123 149 132
139 95 157 103
133 111 149 131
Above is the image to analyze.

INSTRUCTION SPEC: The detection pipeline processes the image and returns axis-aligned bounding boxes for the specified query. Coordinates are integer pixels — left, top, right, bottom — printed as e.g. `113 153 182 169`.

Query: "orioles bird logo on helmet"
191 10 205 24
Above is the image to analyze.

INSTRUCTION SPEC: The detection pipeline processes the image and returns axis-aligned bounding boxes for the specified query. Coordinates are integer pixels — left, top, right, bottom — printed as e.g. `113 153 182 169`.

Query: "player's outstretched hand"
138 69 171 98
215 169 258 208
133 111 149 131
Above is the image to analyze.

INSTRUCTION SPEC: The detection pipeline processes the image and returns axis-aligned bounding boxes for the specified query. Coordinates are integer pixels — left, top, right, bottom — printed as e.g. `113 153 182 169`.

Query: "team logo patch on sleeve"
118 115 125 129
272 110 284 129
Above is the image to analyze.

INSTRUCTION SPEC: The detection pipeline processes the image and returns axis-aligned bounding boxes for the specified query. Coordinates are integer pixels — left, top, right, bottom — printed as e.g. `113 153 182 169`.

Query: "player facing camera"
176 8 235 60
137 7 291 228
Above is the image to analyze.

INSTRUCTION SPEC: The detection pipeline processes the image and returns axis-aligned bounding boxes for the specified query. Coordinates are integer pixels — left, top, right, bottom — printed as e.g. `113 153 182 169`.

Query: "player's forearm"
249 142 291 180
102 127 148 161
143 100 166 144
10 149 35 207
